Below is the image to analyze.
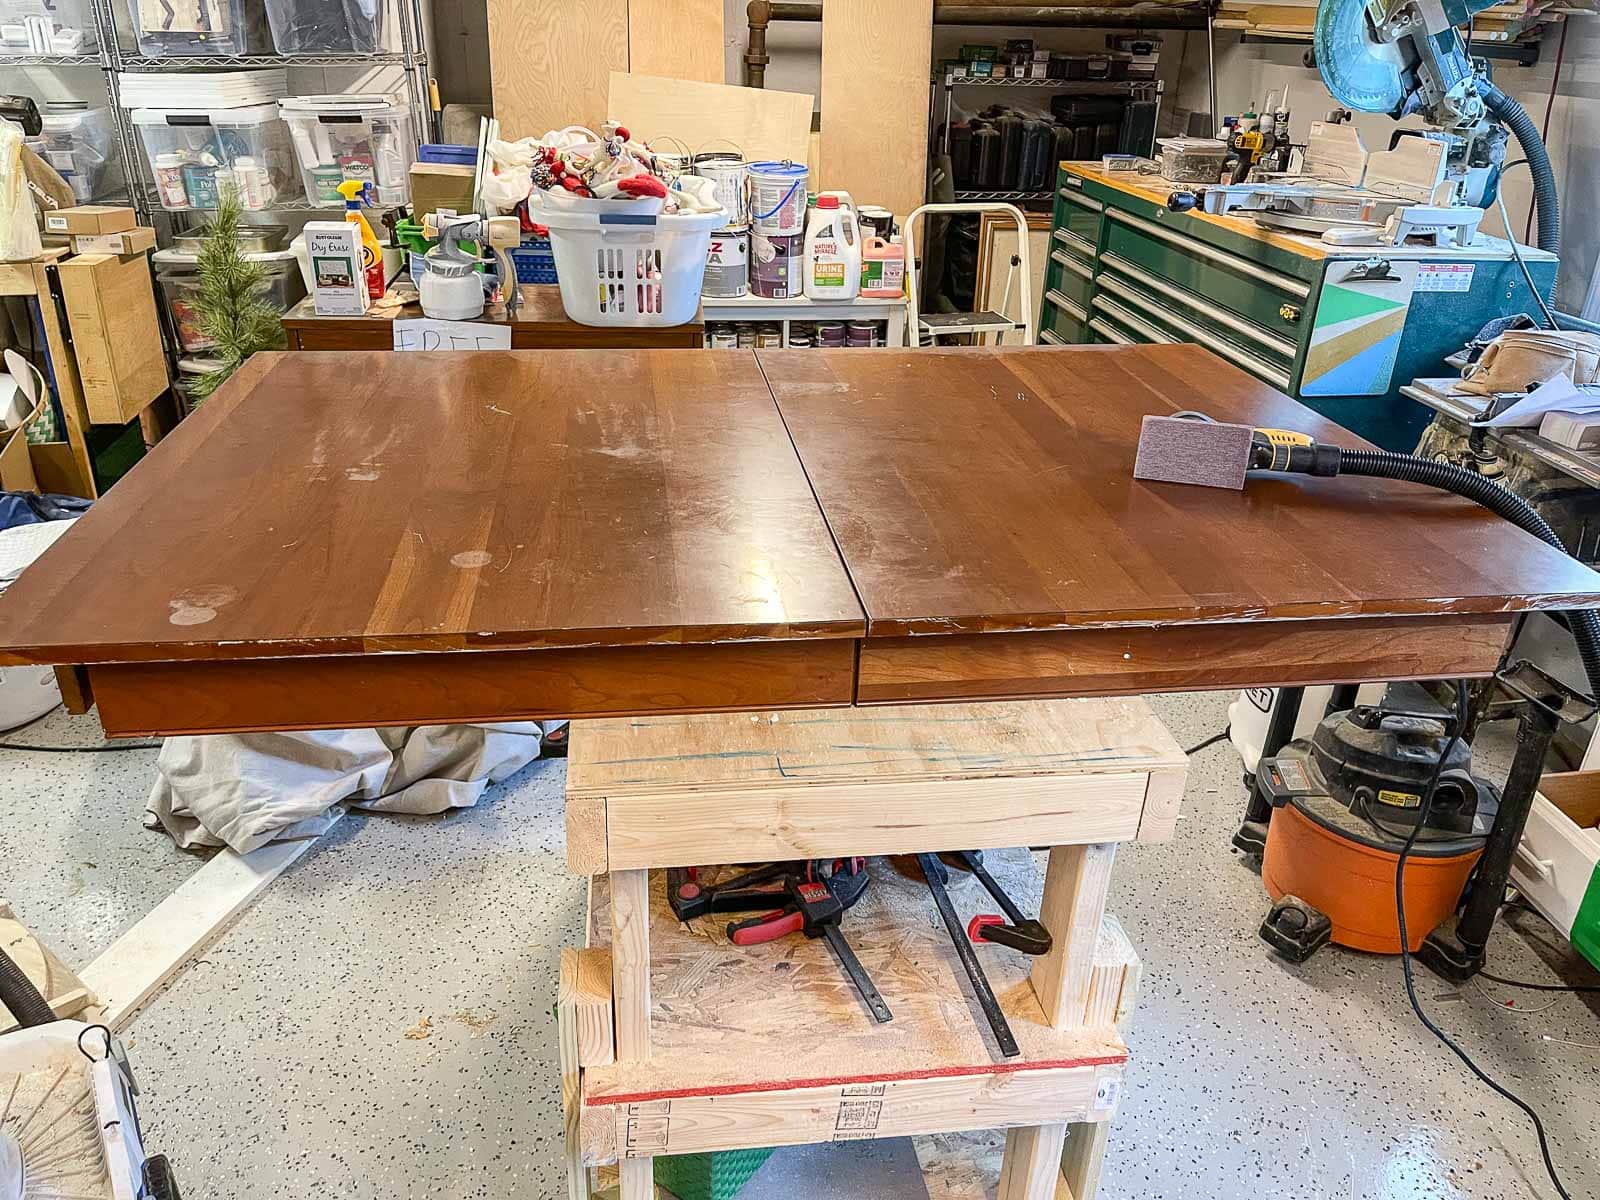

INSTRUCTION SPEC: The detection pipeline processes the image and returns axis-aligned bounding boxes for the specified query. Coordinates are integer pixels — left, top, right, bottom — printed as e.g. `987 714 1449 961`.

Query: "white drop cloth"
146 722 562 853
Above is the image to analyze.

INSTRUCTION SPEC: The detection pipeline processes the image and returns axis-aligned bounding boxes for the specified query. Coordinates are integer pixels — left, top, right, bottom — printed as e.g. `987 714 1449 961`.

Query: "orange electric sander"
1255 701 1499 961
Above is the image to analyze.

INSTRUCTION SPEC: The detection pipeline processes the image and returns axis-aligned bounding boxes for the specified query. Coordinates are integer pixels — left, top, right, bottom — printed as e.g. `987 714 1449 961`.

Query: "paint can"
703 229 750 298
847 320 876 347
750 231 803 299
857 205 894 242
706 323 737 349
692 153 749 229
817 321 847 348
748 160 809 236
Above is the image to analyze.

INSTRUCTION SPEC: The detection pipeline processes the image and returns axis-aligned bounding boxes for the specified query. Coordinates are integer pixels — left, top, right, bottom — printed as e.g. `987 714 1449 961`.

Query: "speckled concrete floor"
2 692 1597 1199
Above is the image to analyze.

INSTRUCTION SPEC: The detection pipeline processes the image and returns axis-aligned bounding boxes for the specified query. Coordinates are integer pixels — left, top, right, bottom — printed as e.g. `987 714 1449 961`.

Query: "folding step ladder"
902 202 1036 347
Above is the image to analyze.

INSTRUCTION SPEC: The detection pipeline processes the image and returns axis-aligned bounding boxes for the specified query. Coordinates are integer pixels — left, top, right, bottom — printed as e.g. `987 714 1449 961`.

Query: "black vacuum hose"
1337 449 1600 698
1481 80 1560 258
0 944 57 1029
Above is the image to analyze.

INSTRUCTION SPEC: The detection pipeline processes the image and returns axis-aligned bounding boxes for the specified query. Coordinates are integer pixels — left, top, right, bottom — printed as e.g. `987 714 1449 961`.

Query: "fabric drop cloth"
146 722 559 853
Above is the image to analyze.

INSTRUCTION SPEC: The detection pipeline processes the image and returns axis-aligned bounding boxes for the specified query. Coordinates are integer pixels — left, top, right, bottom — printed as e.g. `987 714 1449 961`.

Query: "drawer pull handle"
1051 249 1093 280
1513 844 1555 882
1045 288 1089 324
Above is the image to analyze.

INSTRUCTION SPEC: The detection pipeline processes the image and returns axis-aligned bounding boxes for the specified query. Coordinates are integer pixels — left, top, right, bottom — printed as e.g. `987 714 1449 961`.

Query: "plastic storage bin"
0 0 97 54
154 247 304 353
279 94 414 208
132 104 296 212
532 192 724 327
27 103 120 203
265 0 383 54
127 0 269 56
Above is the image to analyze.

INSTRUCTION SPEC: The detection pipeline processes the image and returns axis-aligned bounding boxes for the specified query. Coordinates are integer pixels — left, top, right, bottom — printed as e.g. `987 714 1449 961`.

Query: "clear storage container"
265 0 384 54
279 94 413 208
154 247 304 353
26 103 120 203
0 0 97 54
127 0 270 57
132 104 296 212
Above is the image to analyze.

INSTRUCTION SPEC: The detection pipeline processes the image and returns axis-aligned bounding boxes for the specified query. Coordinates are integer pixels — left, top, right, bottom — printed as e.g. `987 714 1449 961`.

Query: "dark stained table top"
761 344 1600 637
5 344 1600 684
0 350 864 664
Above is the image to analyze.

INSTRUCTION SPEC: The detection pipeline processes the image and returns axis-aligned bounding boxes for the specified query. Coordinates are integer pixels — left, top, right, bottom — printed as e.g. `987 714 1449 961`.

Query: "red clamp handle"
967 913 1005 944
730 909 803 946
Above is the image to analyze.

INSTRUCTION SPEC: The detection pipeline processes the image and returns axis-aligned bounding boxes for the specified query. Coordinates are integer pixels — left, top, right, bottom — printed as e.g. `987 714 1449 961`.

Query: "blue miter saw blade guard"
1315 0 1408 115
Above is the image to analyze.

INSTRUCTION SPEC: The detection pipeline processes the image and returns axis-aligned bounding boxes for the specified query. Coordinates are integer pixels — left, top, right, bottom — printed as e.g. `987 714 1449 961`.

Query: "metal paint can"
692 154 749 229
857 205 894 241
748 160 809 236
703 229 750 298
749 231 803 298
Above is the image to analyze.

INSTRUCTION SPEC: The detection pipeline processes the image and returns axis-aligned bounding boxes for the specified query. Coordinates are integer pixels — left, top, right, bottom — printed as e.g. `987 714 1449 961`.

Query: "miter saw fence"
1312 0 1558 255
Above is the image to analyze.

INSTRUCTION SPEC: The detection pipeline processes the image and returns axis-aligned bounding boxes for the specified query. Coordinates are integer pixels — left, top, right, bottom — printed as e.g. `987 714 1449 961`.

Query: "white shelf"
701 292 908 348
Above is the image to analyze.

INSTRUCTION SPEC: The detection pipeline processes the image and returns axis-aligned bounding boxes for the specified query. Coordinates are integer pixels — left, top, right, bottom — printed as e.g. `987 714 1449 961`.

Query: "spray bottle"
336 179 386 301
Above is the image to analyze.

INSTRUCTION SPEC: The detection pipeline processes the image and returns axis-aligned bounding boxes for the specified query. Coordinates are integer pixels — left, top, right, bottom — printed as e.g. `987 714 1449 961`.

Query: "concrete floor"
2 692 1597 1199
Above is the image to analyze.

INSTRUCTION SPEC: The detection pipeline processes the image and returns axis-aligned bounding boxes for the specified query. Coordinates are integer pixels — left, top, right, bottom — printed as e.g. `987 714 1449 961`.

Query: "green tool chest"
1040 164 1560 450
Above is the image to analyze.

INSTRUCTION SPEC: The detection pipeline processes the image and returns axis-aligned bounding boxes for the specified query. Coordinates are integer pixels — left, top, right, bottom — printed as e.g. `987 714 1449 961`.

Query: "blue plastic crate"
418 143 478 166
510 241 558 285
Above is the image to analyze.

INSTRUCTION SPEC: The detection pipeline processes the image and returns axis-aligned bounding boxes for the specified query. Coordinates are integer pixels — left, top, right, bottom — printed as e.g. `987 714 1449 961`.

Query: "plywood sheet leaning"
0 901 91 1030
628 0 724 84
820 0 933 221
608 72 813 163
487 0 628 138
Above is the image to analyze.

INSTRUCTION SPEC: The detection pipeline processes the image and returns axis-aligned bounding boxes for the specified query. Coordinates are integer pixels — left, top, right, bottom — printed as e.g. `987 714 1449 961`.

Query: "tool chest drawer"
1094 252 1296 389
1046 235 1095 310
1042 287 1090 344
1054 170 1106 248
1099 207 1311 339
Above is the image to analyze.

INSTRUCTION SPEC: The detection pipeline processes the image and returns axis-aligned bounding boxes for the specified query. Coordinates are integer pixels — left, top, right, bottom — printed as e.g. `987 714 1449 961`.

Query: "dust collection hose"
0 945 57 1029
1481 80 1560 258
1257 435 1600 698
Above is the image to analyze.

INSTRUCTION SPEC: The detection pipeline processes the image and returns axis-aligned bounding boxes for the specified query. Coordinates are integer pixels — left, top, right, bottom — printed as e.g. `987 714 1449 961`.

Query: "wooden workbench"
1 344 1598 737
280 282 705 351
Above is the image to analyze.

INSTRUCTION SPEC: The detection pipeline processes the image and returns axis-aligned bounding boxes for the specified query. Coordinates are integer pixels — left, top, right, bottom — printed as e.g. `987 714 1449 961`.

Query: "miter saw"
1312 0 1559 254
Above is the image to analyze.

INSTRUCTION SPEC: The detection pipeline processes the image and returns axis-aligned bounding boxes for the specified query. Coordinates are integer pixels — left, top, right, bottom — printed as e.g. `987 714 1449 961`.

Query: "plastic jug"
860 236 904 298
803 193 861 300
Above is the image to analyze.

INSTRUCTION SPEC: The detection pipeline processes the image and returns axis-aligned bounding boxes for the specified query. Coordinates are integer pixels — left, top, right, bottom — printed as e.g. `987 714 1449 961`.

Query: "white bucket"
692 155 749 229
532 192 726 326
748 160 808 236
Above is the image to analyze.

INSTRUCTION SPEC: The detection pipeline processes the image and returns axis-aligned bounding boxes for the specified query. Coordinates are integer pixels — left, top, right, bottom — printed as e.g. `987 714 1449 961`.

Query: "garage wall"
1172 23 1600 314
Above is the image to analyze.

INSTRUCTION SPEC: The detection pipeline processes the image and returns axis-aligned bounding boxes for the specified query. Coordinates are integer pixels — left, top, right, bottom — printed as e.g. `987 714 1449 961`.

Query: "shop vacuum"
1255 697 1499 960
0 947 180 1200
1134 414 1600 963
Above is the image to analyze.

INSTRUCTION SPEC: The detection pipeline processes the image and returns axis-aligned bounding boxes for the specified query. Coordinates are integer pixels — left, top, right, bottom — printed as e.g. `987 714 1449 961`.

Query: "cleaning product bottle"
860 235 905 298
803 193 861 301
336 179 386 301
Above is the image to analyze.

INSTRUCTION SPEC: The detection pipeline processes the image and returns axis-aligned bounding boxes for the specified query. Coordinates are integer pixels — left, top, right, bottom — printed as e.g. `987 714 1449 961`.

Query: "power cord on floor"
1184 728 1229 756
1394 683 1574 1200
1480 970 1600 995
0 703 161 753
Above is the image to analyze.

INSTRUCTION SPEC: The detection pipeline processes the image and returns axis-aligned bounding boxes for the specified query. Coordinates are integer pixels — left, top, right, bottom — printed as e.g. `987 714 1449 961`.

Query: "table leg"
619 1155 654 1199
1029 844 1117 1027
1063 909 1143 1200
995 844 1117 1198
610 868 652 1061
998 1124 1067 1199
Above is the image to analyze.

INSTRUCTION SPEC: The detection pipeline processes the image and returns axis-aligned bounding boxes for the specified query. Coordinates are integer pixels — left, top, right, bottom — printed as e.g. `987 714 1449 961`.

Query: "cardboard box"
43 204 138 236
409 162 476 220
304 222 369 316
56 253 170 426
72 226 158 257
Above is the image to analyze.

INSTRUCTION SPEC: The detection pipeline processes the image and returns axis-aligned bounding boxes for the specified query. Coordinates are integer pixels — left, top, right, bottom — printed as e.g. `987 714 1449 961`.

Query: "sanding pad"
1132 415 1255 490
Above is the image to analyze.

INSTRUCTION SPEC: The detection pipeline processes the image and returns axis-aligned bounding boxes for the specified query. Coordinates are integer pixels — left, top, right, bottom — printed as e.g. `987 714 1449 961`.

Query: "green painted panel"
1318 282 1407 327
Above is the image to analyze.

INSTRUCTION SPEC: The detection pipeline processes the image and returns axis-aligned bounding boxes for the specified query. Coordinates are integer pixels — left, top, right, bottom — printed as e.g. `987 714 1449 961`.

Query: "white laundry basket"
533 192 725 327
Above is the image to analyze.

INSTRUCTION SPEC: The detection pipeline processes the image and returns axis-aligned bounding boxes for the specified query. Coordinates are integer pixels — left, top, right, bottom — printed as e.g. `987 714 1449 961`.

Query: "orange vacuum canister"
1255 704 1498 959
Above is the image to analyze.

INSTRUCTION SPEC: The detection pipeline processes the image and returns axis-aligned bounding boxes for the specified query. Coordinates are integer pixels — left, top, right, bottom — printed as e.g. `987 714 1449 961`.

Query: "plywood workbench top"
3 344 1599 734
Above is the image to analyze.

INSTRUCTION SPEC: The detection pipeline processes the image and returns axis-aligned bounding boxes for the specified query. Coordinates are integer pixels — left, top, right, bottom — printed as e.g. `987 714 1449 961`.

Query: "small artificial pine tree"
189 184 284 401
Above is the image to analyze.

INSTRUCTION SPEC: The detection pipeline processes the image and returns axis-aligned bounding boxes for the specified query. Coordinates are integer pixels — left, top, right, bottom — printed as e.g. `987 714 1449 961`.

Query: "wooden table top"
5 344 1600 734
0 350 863 664
761 344 1600 637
